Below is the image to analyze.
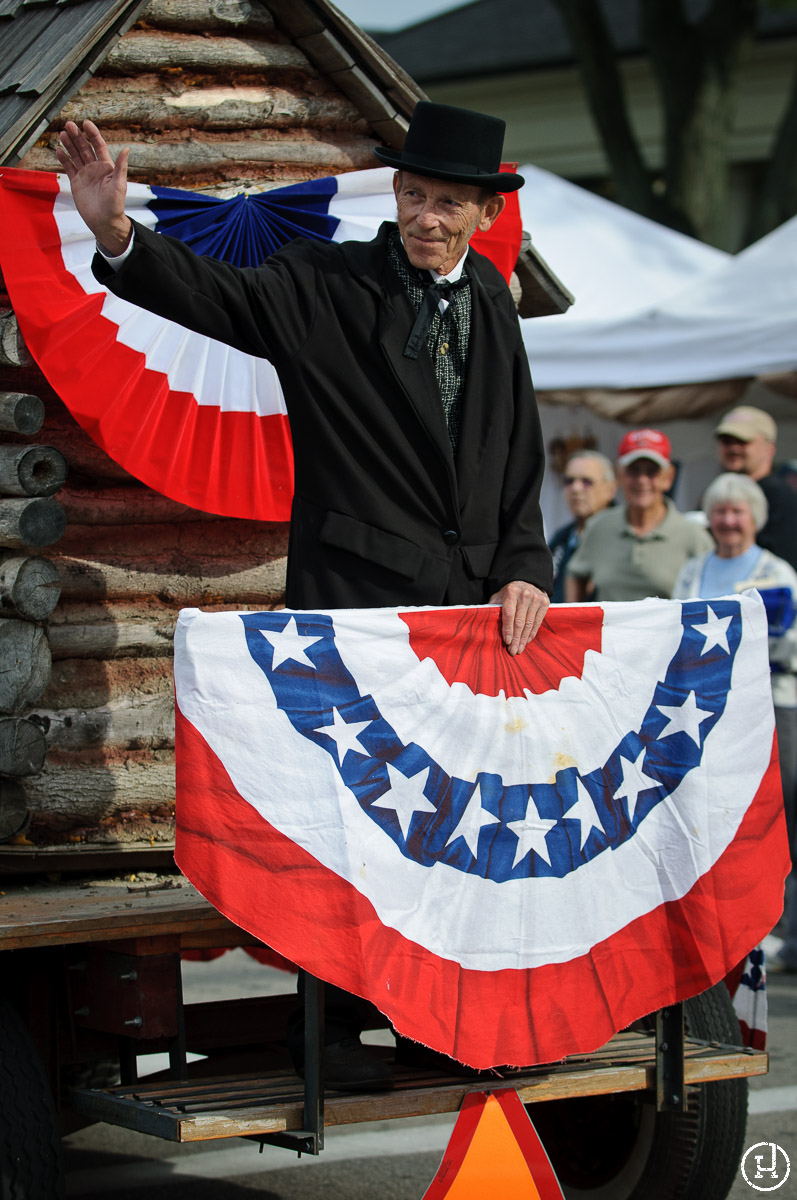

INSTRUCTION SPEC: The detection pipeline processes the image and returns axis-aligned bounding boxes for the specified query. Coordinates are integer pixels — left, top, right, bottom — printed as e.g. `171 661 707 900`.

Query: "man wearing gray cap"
715 405 797 572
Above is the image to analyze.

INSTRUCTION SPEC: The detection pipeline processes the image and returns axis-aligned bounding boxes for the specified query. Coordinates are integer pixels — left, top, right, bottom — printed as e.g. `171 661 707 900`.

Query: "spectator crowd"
547 405 797 973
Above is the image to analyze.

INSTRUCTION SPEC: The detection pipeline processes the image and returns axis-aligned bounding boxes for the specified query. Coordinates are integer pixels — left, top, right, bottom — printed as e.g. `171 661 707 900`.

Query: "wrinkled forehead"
396 170 489 206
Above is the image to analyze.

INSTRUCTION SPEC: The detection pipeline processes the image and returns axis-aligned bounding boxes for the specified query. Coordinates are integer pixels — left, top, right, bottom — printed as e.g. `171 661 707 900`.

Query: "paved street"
63 946 796 1199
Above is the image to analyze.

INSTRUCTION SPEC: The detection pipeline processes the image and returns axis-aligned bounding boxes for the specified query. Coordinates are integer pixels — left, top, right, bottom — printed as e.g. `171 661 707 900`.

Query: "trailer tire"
0 999 65 1200
528 982 748 1200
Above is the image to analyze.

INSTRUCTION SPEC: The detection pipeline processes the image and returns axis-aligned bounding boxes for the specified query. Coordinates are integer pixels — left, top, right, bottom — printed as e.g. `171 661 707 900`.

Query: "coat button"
442 529 460 545
439 342 449 355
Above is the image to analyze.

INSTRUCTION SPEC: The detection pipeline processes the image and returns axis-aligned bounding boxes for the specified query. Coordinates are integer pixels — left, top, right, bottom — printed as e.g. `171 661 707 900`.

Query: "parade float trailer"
0 3 767 1198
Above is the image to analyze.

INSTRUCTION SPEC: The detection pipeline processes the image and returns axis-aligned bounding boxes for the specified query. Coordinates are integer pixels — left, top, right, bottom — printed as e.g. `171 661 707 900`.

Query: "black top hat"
373 101 524 193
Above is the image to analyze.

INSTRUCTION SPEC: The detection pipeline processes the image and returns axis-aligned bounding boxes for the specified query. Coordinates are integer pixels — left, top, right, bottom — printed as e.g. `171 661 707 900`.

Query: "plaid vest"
388 231 471 453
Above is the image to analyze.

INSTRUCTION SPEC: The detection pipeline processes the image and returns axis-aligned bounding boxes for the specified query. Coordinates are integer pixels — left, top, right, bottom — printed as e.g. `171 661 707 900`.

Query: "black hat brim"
372 145 524 193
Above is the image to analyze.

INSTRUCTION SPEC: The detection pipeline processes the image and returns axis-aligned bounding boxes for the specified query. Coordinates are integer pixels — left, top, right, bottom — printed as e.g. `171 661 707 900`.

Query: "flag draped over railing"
173 594 788 1068
0 165 522 521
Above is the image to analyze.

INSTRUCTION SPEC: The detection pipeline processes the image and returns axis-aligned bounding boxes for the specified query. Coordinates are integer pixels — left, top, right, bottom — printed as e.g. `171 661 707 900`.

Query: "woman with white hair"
673 472 797 973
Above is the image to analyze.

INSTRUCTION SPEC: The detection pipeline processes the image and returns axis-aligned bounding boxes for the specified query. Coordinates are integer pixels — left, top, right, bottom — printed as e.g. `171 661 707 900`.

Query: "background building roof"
376 0 797 84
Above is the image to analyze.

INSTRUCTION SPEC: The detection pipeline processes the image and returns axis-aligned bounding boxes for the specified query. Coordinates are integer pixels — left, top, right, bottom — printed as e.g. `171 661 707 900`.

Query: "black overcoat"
94 221 552 609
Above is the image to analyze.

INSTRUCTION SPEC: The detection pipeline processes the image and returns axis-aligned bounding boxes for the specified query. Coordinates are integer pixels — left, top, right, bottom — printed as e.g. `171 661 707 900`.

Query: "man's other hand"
488 581 549 656
56 120 132 256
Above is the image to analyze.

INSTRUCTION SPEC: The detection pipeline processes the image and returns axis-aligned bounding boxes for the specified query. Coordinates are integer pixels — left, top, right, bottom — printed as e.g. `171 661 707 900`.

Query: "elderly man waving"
57 101 552 1088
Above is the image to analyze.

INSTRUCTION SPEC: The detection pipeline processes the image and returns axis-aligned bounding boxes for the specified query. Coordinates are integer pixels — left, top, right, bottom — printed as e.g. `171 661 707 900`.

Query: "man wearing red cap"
565 430 712 603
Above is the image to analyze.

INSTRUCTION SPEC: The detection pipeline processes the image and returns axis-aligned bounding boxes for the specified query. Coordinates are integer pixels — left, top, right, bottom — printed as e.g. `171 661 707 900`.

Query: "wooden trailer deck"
66 1029 767 1144
0 877 768 1146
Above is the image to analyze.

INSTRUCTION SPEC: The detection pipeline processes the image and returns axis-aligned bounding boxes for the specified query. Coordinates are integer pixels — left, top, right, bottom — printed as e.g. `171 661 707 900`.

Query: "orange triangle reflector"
422 1089 565 1199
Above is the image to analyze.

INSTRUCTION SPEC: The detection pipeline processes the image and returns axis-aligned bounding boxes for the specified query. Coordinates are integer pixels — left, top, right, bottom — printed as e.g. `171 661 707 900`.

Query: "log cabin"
0 0 568 871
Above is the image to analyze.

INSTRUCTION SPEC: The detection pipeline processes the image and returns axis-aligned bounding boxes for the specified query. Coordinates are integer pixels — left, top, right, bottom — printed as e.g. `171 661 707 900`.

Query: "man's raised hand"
56 120 132 256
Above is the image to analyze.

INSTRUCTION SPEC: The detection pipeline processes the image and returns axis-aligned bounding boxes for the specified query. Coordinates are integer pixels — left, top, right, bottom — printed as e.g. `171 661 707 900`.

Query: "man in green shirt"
565 429 713 603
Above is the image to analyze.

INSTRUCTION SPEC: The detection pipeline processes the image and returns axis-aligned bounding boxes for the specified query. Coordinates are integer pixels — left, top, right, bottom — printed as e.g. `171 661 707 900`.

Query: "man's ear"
478 193 506 232
661 463 676 491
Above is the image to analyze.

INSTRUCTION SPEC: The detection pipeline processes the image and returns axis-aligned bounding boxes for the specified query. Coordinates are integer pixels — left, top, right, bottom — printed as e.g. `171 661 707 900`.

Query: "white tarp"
519 164 797 390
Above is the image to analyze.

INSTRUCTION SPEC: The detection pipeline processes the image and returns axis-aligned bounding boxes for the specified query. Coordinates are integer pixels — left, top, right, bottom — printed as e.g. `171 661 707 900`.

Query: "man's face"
716 433 775 481
393 171 505 275
562 456 617 521
617 457 674 508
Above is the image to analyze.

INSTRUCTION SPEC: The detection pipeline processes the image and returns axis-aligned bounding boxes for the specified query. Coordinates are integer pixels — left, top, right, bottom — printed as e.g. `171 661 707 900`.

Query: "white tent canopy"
518 164 797 391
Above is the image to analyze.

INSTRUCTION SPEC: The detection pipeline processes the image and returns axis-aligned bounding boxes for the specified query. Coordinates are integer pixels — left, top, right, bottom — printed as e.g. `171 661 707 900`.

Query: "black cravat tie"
404 274 470 360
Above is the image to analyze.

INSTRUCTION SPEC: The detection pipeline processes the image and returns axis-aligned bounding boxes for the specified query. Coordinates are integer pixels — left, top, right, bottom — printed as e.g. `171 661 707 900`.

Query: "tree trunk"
644 0 756 247
746 58 797 242
553 0 654 213
553 0 759 246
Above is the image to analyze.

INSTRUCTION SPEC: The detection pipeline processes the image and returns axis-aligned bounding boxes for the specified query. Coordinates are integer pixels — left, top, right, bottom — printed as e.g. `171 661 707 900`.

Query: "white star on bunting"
506 795 557 869
445 780 500 859
312 707 372 765
656 691 713 747
261 616 323 670
613 749 660 822
372 764 436 840
564 778 605 851
693 606 733 656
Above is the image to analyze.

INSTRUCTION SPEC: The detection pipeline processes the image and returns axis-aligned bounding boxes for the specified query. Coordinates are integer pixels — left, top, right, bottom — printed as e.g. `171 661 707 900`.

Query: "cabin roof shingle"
0 0 151 163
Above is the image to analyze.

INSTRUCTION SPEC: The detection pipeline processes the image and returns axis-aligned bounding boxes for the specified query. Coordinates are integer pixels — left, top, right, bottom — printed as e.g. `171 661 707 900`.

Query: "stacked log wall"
0 0 421 860
0 351 288 853
0 328 66 843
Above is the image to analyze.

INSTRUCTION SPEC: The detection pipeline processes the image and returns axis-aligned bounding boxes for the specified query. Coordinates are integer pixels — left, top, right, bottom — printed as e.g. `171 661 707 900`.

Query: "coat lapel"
455 254 513 511
344 226 458 496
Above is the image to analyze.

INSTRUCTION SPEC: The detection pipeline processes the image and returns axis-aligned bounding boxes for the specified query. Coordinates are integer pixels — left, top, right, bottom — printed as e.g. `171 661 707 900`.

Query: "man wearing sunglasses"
548 451 616 602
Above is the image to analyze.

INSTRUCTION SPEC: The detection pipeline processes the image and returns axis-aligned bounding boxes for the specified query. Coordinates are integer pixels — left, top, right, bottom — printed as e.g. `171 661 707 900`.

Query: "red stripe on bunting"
0 167 293 521
174 703 788 1069
400 604 604 698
